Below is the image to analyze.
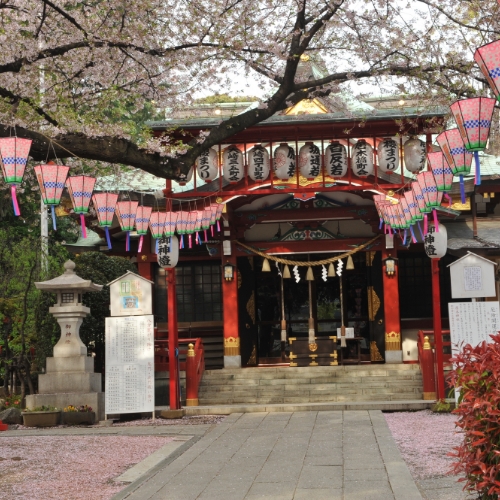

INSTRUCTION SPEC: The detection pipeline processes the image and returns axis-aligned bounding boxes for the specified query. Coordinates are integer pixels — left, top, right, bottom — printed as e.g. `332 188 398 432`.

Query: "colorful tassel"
409 225 417 243
433 209 439 232
459 175 466 204
423 213 428 235
138 235 143 253
80 213 87 239
11 185 20 216
50 205 57 231
474 151 481 186
105 226 112 250
126 231 130 251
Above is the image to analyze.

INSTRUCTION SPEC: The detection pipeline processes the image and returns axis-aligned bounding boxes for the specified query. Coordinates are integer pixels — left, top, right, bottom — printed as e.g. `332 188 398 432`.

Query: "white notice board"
105 315 155 415
448 302 500 355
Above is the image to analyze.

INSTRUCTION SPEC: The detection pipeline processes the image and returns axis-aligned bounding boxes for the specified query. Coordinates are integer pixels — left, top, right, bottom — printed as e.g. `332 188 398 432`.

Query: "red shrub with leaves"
448 333 500 500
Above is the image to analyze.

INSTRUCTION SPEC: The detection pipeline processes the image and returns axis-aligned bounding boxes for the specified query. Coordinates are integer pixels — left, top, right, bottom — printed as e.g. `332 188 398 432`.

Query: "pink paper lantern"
165 211 178 238
149 211 167 253
0 137 32 216
417 171 443 232
436 129 473 203
176 210 190 249
450 97 496 186
66 175 96 238
427 152 453 192
474 40 500 101
91 192 118 249
116 200 139 251
34 163 69 230
404 189 423 223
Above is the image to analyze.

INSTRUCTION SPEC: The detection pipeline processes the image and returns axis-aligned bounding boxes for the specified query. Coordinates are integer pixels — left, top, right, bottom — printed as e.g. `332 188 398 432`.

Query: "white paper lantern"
157 235 179 268
177 167 194 186
196 147 219 182
404 138 427 174
222 145 244 183
248 145 270 182
424 223 447 259
324 141 348 177
274 143 296 180
352 140 373 177
377 138 399 174
299 142 321 180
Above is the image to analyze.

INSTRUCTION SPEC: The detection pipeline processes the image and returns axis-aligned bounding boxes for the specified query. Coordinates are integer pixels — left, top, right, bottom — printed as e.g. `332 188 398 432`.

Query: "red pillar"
222 253 240 364
432 258 445 400
167 268 180 409
382 248 401 355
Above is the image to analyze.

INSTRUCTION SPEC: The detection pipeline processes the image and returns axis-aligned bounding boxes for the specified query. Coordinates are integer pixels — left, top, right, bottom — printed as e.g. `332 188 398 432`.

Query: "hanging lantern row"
374 168 444 245
193 138 427 184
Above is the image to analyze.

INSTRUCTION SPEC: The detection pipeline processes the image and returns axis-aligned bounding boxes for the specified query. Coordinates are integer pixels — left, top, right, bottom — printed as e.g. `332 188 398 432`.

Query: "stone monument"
26 260 105 420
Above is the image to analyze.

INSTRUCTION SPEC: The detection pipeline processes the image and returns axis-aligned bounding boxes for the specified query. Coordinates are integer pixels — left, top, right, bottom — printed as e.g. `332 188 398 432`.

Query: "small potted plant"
62 405 95 425
21 405 61 427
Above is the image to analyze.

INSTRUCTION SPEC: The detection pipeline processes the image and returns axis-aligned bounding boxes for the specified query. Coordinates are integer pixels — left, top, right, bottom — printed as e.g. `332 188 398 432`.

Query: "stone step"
196 364 424 405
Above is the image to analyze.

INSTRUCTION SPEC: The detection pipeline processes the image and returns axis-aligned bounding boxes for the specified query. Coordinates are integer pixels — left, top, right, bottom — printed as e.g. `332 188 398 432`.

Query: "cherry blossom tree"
1 0 498 180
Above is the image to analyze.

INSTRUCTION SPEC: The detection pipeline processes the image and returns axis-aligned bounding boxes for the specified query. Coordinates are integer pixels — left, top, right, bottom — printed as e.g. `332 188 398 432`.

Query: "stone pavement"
113 410 424 500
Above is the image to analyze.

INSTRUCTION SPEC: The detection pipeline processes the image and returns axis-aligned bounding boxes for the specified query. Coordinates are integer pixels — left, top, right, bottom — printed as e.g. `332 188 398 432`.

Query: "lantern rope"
233 235 381 266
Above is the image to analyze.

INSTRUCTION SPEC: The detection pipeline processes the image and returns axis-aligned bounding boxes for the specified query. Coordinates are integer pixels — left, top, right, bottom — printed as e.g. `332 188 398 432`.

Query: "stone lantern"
26 260 105 419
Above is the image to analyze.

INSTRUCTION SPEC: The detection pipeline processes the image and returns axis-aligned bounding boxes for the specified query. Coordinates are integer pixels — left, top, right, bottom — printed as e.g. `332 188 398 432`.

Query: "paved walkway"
114 410 423 500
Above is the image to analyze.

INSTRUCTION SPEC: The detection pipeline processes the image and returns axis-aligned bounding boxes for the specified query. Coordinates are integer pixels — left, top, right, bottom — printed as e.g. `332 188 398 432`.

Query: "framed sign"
105 315 155 415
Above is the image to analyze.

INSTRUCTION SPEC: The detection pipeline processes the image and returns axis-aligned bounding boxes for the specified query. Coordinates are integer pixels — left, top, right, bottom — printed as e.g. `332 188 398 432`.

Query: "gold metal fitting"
423 336 431 350
187 343 195 357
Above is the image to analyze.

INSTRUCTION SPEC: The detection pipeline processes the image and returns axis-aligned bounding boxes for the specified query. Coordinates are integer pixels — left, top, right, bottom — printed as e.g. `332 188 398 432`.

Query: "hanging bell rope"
234 235 381 267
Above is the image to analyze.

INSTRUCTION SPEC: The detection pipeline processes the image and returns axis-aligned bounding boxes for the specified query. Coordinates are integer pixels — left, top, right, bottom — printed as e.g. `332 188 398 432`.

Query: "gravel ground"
384 410 476 500
0 435 174 500
0 415 225 500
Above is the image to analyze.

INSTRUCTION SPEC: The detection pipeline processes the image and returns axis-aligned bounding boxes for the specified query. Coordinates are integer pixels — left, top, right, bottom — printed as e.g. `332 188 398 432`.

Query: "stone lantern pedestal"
26 261 105 420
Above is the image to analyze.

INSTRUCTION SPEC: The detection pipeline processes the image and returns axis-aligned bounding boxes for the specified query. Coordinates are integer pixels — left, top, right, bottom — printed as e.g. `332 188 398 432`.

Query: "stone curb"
369 410 423 500
110 434 202 500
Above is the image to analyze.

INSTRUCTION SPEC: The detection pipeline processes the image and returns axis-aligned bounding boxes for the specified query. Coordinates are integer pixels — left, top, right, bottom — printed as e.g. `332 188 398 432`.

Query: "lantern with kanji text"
274 143 296 180
196 147 219 183
222 145 244 184
324 141 348 178
248 145 270 182
352 140 373 177
377 138 399 174
299 142 321 180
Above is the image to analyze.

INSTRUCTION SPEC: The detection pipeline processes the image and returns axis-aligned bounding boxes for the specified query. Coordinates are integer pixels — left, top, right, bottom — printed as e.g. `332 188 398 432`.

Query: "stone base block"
224 355 242 368
38 372 102 394
26 392 105 422
46 356 95 374
159 409 185 419
385 350 403 364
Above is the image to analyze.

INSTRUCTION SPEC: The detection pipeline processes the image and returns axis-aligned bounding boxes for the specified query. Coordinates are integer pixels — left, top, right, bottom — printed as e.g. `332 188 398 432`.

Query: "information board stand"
105 315 155 418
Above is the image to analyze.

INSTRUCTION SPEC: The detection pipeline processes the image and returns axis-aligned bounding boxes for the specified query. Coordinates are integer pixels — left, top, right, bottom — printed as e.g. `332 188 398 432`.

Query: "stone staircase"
198 364 423 405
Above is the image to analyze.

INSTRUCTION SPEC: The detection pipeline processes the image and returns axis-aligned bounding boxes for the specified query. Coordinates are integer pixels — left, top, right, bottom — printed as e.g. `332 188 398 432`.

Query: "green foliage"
449 334 500 500
431 398 452 413
73 252 137 373
2 394 22 409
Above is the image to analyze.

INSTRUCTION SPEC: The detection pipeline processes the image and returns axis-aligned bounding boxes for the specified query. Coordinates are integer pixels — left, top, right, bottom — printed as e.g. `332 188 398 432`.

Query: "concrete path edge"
369 410 422 500
110 435 202 500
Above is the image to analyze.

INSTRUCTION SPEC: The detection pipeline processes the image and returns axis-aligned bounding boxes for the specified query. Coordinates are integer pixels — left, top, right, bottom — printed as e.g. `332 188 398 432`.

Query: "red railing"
154 338 205 406
417 329 451 364
417 329 451 401
186 338 205 406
